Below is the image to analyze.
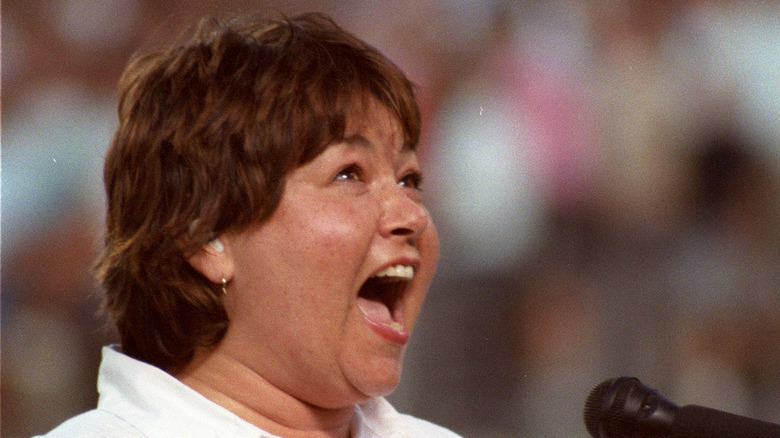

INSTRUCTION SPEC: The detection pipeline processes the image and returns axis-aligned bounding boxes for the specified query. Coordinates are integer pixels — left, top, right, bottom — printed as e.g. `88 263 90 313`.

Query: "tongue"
356 296 394 326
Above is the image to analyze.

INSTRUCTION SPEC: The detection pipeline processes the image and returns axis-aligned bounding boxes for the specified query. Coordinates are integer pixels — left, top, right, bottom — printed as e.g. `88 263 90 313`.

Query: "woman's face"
220 101 439 408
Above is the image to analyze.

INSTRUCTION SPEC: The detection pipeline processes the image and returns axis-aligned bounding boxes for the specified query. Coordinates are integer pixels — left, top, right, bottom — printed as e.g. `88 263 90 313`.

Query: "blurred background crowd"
2 1 778 437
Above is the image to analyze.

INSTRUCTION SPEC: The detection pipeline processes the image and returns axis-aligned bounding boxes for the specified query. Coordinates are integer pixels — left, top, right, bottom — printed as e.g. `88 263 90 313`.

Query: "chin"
361 373 401 399
345 356 404 402
317 374 400 410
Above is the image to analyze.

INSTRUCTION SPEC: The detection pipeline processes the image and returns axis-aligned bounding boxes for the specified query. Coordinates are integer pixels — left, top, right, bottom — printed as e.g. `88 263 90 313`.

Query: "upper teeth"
373 264 414 280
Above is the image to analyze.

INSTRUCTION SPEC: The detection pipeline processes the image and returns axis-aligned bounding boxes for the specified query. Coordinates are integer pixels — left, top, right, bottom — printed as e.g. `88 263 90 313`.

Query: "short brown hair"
95 12 421 372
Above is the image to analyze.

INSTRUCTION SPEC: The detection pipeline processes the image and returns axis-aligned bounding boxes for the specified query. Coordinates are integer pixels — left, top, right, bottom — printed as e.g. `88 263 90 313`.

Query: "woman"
41 12 460 438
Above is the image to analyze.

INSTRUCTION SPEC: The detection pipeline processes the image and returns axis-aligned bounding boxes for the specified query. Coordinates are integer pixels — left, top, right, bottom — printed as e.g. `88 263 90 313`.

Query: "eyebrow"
342 133 372 148
341 133 414 153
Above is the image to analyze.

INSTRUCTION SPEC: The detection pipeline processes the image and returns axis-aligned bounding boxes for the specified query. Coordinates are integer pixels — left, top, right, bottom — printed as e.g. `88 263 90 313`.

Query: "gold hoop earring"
221 277 228 296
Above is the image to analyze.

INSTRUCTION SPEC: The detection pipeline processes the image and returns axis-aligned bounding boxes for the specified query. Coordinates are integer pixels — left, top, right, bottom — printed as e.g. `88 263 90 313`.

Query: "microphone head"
583 377 679 438
583 377 636 437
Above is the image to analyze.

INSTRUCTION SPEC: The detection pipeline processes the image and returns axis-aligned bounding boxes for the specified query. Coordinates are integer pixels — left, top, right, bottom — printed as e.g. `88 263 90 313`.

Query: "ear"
186 237 234 284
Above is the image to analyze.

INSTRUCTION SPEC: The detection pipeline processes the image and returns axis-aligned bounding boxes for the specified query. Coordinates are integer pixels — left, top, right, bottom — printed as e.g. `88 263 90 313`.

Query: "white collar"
96 346 409 438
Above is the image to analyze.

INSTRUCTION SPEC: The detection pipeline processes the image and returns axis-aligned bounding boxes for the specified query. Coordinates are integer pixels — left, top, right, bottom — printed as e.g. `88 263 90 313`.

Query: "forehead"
343 98 409 152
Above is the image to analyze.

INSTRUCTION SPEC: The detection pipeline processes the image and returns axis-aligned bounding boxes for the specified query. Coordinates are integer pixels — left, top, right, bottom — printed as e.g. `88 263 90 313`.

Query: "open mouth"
356 264 414 335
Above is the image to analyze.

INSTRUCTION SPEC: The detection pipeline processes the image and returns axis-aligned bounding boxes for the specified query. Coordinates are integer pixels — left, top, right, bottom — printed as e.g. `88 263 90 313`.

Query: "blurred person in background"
669 132 780 421
36 12 460 438
2 1 136 436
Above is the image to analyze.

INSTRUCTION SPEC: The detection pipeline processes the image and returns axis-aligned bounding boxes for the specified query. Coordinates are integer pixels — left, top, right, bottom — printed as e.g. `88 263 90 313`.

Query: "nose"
379 186 430 241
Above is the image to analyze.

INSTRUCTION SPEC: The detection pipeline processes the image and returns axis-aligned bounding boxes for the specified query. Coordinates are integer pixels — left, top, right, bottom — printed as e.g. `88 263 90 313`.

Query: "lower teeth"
385 322 403 331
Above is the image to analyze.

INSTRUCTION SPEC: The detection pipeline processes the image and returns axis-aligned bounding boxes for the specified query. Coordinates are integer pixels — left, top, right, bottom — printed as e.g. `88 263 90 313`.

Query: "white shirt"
39 346 461 438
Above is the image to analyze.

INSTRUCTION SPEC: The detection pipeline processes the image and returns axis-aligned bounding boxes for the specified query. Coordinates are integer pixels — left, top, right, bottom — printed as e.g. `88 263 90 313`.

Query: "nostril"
391 227 414 237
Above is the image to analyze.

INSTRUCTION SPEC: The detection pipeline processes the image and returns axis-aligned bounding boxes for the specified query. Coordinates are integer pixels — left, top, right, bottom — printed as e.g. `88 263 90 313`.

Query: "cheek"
287 200 377 264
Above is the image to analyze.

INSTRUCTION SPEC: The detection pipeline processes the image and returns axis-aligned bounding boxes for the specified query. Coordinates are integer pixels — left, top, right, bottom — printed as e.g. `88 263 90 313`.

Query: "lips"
356 263 415 344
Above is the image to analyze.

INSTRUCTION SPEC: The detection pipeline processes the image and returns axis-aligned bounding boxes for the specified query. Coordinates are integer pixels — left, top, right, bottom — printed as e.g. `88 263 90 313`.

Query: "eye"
335 164 363 182
399 172 423 191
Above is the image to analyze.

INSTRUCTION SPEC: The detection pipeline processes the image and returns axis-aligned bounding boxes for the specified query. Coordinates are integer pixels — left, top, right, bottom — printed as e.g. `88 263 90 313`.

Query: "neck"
176 346 354 438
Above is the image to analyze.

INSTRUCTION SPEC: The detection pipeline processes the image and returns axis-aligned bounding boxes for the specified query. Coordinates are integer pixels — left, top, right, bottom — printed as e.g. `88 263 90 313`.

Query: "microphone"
583 376 780 438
